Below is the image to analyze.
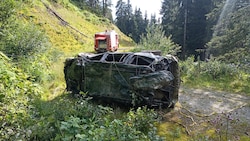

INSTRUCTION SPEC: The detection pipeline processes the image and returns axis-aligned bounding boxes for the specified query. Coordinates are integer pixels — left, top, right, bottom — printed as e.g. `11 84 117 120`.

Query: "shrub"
181 57 240 80
0 52 43 140
134 24 181 56
200 60 239 80
1 19 60 83
49 98 163 141
180 57 250 93
2 22 50 60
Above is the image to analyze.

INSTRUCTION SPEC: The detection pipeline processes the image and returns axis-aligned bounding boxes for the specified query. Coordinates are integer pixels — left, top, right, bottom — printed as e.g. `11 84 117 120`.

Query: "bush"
2 22 50 60
200 61 239 79
32 96 162 141
0 0 16 28
43 98 164 141
181 57 240 80
1 19 59 83
0 52 43 140
179 56 197 78
134 24 181 56
180 57 250 93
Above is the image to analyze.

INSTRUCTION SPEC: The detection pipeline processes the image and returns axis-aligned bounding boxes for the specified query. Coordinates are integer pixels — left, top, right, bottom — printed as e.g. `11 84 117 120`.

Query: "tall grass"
180 57 250 95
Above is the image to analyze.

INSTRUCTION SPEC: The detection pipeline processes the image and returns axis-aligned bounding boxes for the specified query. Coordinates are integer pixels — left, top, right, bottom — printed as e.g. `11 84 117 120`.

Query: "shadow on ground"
163 86 250 140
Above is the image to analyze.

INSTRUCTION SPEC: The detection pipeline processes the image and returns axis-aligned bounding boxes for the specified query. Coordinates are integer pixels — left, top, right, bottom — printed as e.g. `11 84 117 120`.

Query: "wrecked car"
64 52 180 108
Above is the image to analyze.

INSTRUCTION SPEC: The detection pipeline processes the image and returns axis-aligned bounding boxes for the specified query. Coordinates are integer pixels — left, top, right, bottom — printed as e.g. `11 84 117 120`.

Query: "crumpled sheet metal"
64 52 180 108
130 70 174 90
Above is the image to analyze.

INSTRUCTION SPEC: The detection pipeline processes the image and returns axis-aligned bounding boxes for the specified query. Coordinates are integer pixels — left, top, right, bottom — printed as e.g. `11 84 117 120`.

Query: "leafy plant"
0 0 16 29
170 127 181 139
134 24 181 56
210 112 240 141
2 22 50 60
0 52 43 140
49 100 163 141
180 57 250 94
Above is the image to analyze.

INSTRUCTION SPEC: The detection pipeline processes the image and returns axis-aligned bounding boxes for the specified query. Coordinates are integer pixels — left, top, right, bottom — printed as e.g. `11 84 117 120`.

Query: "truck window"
98 40 107 48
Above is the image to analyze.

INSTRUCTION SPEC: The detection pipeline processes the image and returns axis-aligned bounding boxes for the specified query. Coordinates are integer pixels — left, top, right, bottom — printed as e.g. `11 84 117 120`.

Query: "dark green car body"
64 52 180 108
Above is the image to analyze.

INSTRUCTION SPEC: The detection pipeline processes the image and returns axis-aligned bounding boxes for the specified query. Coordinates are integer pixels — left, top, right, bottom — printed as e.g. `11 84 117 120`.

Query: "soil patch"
163 87 250 140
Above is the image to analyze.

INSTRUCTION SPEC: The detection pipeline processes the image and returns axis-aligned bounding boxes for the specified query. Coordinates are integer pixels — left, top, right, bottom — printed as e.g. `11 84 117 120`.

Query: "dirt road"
164 87 250 140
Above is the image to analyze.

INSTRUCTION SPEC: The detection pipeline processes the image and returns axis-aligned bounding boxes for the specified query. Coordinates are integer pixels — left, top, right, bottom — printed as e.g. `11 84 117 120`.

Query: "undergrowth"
180 56 250 95
0 1 150 140
0 52 43 140
0 51 163 140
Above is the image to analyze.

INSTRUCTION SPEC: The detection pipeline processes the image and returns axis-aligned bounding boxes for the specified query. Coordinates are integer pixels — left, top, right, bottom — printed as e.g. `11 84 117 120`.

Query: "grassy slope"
22 0 135 100
27 1 134 56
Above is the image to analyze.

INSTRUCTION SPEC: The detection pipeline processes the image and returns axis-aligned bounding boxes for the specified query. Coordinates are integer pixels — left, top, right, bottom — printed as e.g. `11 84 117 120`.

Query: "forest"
0 0 249 140
114 0 250 62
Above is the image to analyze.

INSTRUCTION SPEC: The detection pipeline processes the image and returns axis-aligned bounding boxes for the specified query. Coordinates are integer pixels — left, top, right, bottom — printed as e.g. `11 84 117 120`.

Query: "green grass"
180 57 250 95
20 0 135 100
25 0 135 57
182 70 250 95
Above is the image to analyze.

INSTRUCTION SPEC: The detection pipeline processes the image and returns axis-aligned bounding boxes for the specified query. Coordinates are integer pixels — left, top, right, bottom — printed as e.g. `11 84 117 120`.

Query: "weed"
170 127 181 140
180 57 250 94
210 112 240 141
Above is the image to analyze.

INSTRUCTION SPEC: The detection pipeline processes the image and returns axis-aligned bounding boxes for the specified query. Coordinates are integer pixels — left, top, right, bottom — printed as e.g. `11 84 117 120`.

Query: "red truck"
94 30 119 53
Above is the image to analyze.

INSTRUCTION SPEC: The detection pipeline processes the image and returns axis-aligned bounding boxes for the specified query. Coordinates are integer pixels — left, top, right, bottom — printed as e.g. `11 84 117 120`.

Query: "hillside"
19 0 136 99
24 1 134 56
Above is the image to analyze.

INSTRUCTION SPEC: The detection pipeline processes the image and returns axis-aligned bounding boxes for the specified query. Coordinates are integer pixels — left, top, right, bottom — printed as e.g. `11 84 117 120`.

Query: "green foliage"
169 127 181 139
207 1 250 71
0 1 159 141
0 0 16 28
134 24 181 56
0 13 56 83
69 0 113 20
30 95 163 140
179 56 196 78
2 22 50 60
54 106 163 141
160 0 182 40
0 0 17 51
161 0 212 60
19 53 57 83
0 52 43 140
115 0 149 43
115 0 132 36
180 57 250 94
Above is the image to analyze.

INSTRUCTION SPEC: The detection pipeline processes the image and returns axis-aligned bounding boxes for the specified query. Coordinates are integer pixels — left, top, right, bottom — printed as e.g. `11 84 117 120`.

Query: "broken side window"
105 53 129 62
129 55 154 66
89 54 104 61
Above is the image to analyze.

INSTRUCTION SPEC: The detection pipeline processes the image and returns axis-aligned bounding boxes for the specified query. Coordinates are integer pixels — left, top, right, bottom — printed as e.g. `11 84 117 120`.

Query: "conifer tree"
207 0 250 70
160 0 213 60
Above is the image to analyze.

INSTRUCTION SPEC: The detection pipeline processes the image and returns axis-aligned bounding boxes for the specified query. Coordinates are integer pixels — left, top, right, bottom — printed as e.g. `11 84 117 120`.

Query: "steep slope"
23 0 134 57
17 0 135 99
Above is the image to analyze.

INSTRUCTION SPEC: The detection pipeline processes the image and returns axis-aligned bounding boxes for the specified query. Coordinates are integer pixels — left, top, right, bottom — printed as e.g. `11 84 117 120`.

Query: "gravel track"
164 87 250 139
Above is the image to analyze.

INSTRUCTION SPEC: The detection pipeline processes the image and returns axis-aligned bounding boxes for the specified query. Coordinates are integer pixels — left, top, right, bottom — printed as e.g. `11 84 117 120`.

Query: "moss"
239 136 250 141
158 122 189 141
205 129 216 138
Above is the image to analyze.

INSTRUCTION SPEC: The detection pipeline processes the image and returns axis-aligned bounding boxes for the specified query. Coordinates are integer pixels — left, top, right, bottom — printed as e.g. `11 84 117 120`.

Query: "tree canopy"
135 24 181 56
207 0 250 70
115 0 155 43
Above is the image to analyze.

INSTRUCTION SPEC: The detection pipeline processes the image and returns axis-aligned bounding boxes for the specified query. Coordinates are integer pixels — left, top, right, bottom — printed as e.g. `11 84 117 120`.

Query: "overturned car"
64 52 180 108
